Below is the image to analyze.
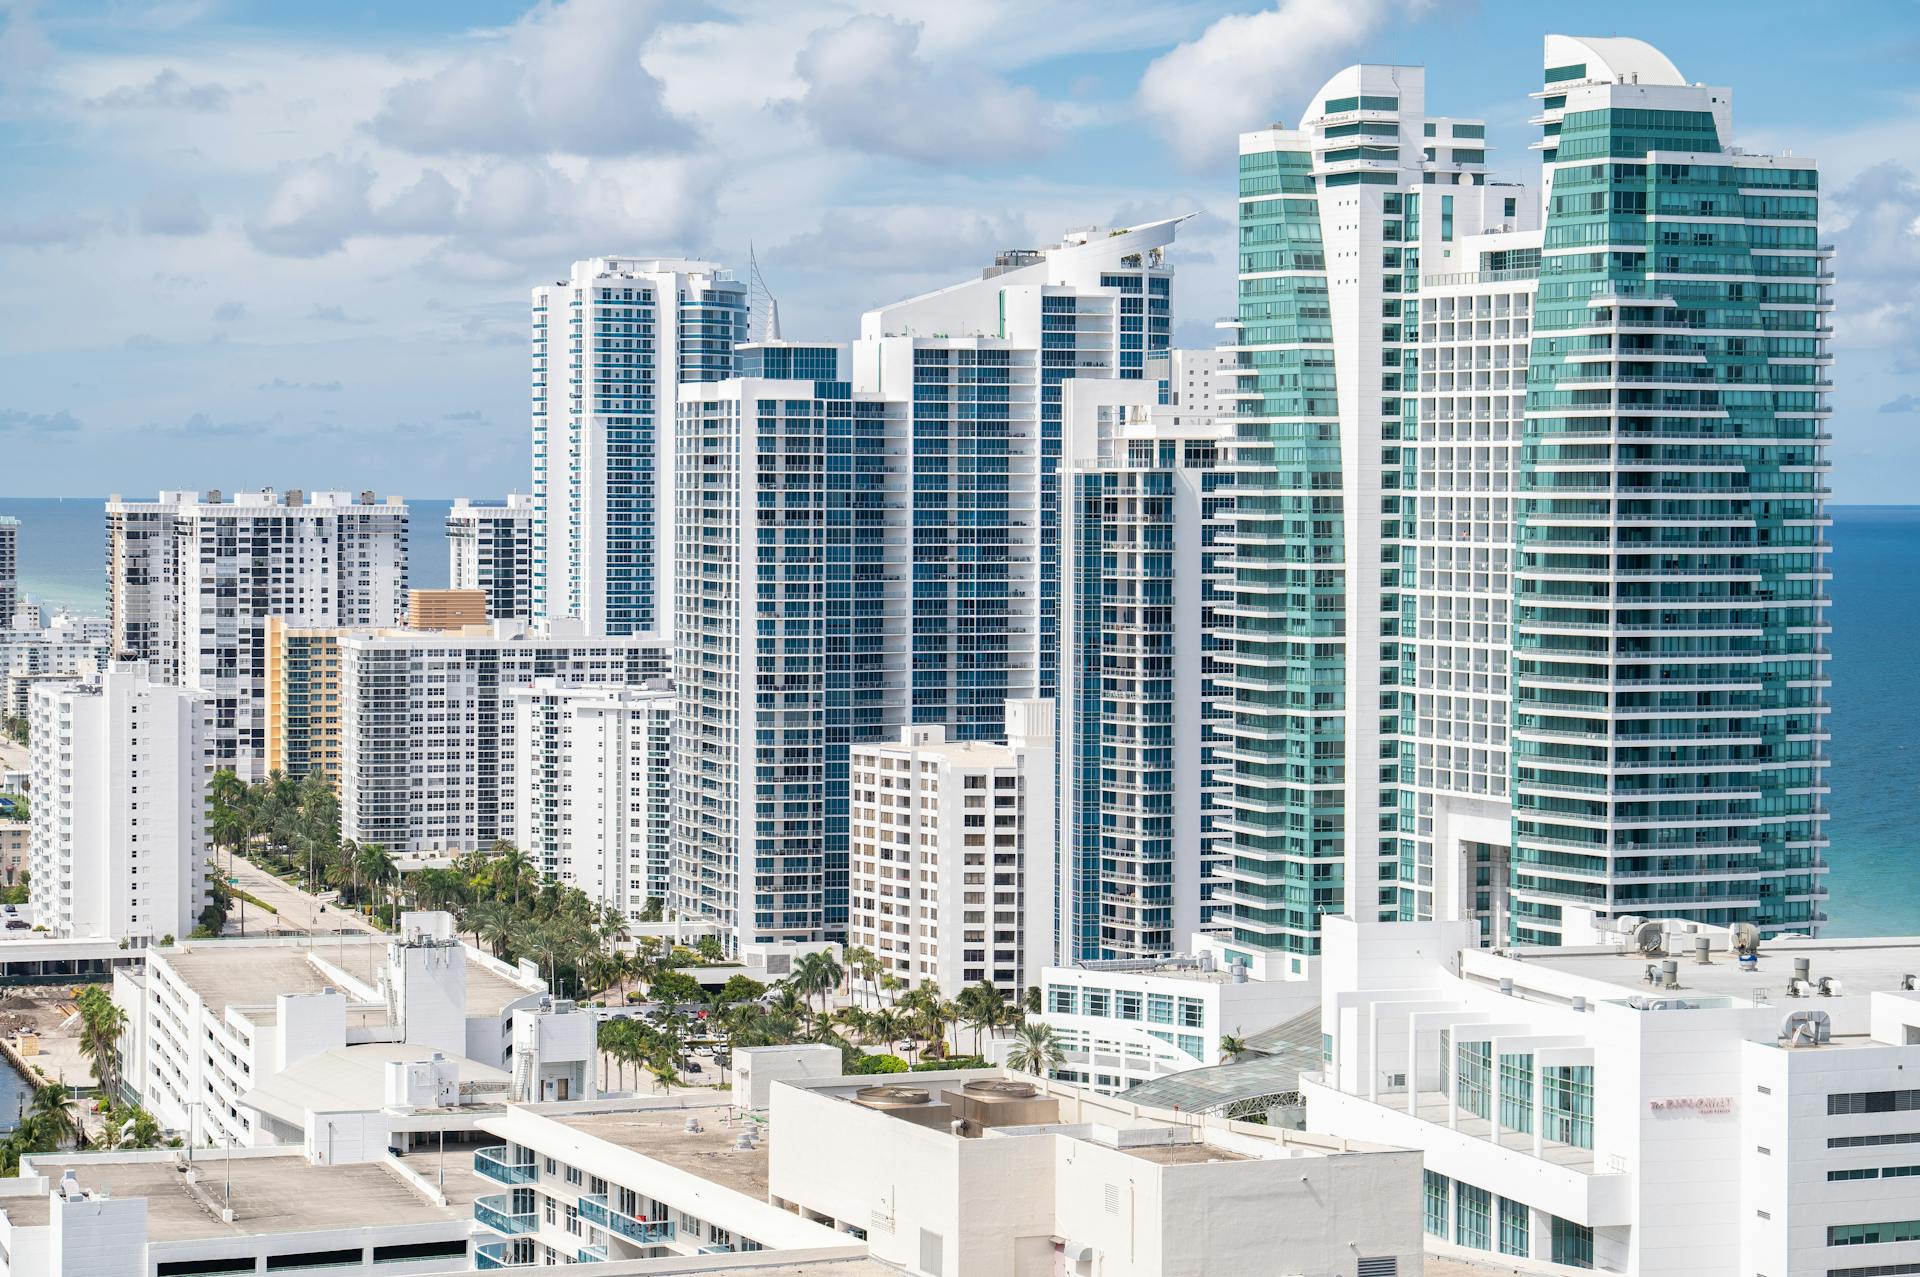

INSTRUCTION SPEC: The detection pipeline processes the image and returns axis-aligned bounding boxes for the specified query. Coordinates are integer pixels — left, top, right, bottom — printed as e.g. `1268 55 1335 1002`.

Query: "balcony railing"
577 1244 609 1264
578 1194 676 1244
475 1194 539 1236
475 1146 537 1186
475 1240 532 1269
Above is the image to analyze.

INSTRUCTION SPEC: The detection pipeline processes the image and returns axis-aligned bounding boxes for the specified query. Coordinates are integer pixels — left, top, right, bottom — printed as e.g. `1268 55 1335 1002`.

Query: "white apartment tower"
28 660 212 942
530 258 747 638
852 219 1181 741
1058 375 1232 962
670 362 910 947
848 699 1056 998
0 515 17 624
448 494 535 621
339 623 667 855
1407 226 1539 942
106 489 409 778
508 678 674 922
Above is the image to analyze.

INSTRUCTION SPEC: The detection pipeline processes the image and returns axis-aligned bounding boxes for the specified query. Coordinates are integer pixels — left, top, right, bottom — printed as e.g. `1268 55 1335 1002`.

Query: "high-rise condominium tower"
448 494 534 621
531 258 747 638
106 489 409 778
1058 369 1231 961
0 516 17 625
670 346 909 945
29 660 213 942
853 220 1181 741
1220 35 1831 960
1507 36 1831 943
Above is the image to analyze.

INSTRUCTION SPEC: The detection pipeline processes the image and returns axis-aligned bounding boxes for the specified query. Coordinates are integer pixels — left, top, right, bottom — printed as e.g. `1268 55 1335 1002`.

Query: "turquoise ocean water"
0 498 1912 935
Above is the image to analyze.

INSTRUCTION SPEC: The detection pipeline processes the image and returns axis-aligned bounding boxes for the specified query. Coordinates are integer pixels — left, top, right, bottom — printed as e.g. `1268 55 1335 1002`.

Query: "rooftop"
155 935 537 1024
555 1106 770 1199
1500 933 1920 1005
12 1151 472 1242
241 1043 510 1129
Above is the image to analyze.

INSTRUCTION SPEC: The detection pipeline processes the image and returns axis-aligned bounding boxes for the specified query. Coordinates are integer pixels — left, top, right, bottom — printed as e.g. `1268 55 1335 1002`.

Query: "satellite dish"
1633 921 1667 956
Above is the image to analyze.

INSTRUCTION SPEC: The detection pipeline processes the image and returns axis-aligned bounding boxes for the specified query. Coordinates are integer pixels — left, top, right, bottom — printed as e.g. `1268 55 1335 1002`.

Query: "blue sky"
1 0 1916 499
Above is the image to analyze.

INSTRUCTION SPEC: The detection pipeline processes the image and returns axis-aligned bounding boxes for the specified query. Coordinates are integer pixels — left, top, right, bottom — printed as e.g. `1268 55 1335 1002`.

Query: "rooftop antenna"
747 244 781 343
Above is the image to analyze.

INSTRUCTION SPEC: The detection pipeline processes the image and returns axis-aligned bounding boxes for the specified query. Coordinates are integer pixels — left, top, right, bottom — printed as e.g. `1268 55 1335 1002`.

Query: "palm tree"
73 987 126 1098
869 1008 906 1057
957 981 1003 1054
492 843 535 908
792 950 845 1018
355 842 396 921
1006 1022 1064 1076
24 1084 77 1150
472 900 515 960
1218 1032 1249 1064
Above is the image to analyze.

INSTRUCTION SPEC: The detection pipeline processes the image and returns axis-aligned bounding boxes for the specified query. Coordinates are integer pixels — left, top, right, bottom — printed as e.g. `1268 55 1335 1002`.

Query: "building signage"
1649 1096 1733 1114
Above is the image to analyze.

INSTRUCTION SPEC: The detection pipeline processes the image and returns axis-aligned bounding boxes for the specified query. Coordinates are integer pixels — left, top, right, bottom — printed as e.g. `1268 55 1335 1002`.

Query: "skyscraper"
670 350 909 946
531 258 747 638
1507 36 1831 943
854 220 1183 741
447 494 534 621
1058 371 1232 961
509 678 675 923
29 660 213 942
1219 36 1831 960
106 488 409 778
0 516 17 625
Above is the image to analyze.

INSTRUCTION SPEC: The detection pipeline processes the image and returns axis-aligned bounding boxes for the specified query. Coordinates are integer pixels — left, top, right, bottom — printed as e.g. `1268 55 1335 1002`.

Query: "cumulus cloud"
1880 393 1920 414
212 301 248 323
247 154 377 257
1138 0 1391 168
370 0 691 156
790 15 1067 163
0 408 81 433
1827 162 1920 349
247 150 716 260
88 66 231 111
140 186 211 235
307 304 369 324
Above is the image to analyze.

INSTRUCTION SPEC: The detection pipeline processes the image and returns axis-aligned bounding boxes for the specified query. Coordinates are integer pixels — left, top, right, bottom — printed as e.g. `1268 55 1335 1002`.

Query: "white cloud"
1826 162 1920 349
1137 0 1389 169
87 66 231 110
789 14 1067 163
247 154 376 257
369 0 691 156
140 186 211 235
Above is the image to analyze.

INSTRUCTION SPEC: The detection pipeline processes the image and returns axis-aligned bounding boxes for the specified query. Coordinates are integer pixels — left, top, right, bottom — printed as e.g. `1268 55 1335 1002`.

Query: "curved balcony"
475 1240 533 1269
475 1194 538 1236
578 1194 676 1244
475 1146 537 1186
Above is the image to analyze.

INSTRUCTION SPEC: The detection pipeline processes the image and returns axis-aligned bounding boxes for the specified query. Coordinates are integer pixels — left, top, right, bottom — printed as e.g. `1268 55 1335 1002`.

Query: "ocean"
0 498 1912 936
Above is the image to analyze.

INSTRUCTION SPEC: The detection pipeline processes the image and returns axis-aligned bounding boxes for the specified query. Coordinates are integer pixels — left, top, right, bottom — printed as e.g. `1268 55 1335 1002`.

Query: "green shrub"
848 1053 909 1075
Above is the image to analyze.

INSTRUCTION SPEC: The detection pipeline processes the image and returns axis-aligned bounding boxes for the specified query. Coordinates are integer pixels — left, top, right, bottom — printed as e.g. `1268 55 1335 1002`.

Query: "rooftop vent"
962 1079 1038 1100
855 1086 933 1109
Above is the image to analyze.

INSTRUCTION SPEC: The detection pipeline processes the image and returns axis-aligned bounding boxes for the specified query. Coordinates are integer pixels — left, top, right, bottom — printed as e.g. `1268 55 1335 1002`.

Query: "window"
1177 997 1205 1029
1830 1090 1920 1115
1551 1217 1593 1268
1831 1220 1920 1246
1084 989 1111 1018
1115 991 1143 1021
1544 1065 1595 1149
1456 1041 1491 1120
1423 1170 1449 1237
1147 993 1174 1025
1047 986 1077 1015
1498 1197 1529 1256
1499 1053 1533 1133
1455 1183 1491 1250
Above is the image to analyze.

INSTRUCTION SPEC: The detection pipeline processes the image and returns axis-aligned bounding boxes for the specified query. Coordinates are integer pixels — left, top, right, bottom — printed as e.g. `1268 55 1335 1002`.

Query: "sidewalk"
223 854 379 937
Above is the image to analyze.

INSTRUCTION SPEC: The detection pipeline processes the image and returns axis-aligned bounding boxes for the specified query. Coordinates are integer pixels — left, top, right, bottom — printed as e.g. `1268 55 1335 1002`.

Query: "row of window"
1045 984 1206 1027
